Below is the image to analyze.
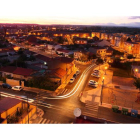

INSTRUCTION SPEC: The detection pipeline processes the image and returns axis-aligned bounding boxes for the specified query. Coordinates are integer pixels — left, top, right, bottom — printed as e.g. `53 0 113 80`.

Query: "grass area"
109 67 133 78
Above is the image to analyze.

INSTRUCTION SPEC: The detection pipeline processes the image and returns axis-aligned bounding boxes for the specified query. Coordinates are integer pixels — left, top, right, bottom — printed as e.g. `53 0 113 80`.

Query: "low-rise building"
56 48 73 57
123 41 140 57
47 57 75 84
13 67 35 80
0 66 17 77
0 66 35 81
0 97 36 124
89 46 107 58
74 38 88 45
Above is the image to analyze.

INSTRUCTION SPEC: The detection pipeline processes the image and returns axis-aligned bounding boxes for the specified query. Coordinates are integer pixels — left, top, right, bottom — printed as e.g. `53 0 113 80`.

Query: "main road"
0 63 97 123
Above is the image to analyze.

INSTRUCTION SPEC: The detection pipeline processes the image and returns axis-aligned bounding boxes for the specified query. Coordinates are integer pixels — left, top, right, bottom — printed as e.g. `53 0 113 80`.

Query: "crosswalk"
38 118 61 124
82 101 99 118
58 88 70 96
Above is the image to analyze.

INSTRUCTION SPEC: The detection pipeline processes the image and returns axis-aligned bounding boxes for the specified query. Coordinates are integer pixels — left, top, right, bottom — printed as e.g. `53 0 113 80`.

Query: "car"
89 80 98 85
88 82 98 88
69 78 75 83
2 83 12 89
76 70 80 75
93 69 100 73
12 86 23 91
73 74 77 79
91 73 100 78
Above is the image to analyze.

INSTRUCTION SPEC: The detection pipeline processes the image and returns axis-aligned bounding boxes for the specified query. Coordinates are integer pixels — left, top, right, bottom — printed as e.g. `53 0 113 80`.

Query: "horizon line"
0 22 140 28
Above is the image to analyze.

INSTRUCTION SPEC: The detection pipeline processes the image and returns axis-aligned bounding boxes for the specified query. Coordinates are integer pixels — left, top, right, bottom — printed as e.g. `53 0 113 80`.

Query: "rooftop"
13 67 34 76
36 54 52 62
0 66 17 73
0 97 21 114
50 68 66 78
56 48 70 53
54 57 74 63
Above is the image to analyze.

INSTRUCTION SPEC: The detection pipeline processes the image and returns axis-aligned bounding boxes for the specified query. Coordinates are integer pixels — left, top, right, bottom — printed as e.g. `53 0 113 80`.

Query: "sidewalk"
80 63 138 104
24 67 77 97
97 105 140 123
55 67 78 95
29 108 44 124
80 64 108 104
23 86 56 97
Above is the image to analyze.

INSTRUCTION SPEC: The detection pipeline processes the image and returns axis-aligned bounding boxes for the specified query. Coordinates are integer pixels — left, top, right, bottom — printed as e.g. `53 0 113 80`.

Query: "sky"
0 0 140 27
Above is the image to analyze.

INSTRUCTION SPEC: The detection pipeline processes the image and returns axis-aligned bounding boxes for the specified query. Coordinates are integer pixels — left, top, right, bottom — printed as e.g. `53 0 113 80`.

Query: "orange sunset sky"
0 0 140 27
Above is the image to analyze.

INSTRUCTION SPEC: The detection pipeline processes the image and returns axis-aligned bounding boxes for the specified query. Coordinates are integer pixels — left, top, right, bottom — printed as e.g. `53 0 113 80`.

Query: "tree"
10 60 27 68
18 54 28 61
18 48 24 55
111 58 122 68
0 59 10 66
133 78 140 92
96 58 103 65
29 55 36 61
89 54 97 59
122 62 132 76
69 54 74 58
80 54 88 61
127 54 133 59
113 49 124 56
26 75 58 91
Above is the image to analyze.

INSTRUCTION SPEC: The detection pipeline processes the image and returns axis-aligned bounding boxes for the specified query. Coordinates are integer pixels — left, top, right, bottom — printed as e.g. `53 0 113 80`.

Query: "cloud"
93 22 140 27
93 23 117 26
129 16 140 19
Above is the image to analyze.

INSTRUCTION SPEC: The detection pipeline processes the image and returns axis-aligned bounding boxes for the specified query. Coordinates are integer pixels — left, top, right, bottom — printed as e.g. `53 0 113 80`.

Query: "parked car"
73 74 77 79
91 73 100 78
88 82 98 88
69 77 75 83
76 70 80 75
93 70 100 73
89 80 98 85
2 83 12 89
12 86 23 91
88 80 98 88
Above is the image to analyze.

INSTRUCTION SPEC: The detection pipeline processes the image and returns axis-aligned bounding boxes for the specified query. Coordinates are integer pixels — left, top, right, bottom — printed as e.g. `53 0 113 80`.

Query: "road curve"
45 63 97 99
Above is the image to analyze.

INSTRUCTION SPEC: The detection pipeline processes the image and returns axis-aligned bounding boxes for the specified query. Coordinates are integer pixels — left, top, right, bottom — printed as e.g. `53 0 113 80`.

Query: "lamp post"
135 68 138 78
105 66 107 75
100 76 104 105
26 93 29 124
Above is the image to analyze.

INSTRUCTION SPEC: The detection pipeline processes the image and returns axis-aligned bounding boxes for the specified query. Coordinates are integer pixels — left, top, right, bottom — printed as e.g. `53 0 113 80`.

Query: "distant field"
109 67 133 78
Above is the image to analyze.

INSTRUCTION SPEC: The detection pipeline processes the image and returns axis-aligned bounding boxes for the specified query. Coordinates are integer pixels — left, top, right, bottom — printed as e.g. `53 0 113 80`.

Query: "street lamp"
135 69 138 72
105 66 107 75
101 76 105 105
135 68 138 78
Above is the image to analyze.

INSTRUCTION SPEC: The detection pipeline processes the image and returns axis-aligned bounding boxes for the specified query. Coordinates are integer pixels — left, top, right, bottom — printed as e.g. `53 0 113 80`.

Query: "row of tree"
26 75 58 91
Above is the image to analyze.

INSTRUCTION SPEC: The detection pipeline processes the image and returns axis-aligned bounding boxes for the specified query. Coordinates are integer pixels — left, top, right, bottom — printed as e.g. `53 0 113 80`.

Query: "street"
0 63 98 123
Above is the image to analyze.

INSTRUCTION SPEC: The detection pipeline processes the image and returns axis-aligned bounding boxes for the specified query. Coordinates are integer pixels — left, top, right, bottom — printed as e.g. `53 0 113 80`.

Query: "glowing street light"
135 68 138 78
105 66 107 75
135 69 138 72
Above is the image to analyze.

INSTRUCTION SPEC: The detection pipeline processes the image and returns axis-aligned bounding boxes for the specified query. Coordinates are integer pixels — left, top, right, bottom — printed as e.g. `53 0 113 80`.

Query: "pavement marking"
43 64 96 99
38 118 43 124
49 120 54 124
41 118 47 124
54 121 58 124
46 119 50 124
